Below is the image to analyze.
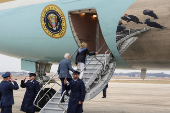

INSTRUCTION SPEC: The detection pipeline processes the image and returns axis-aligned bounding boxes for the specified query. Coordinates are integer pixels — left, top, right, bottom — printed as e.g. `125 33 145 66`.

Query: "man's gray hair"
64 53 70 58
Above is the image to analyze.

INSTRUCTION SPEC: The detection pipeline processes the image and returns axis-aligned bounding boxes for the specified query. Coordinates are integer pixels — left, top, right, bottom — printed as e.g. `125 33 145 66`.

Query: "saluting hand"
64 78 67 85
11 78 15 82
24 77 27 81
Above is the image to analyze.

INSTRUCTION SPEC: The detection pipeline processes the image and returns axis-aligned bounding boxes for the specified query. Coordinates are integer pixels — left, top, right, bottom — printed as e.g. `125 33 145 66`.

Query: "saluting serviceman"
20 73 40 113
0 72 19 113
64 71 86 113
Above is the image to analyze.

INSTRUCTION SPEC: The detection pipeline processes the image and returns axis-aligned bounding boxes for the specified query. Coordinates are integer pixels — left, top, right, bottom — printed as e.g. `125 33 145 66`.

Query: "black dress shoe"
61 100 65 103
65 92 70 97
102 97 106 98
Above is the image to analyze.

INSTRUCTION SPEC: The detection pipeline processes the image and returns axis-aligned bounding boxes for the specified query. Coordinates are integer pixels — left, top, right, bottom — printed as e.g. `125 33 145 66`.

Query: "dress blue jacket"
0 81 19 107
64 79 86 113
58 58 75 78
20 79 40 112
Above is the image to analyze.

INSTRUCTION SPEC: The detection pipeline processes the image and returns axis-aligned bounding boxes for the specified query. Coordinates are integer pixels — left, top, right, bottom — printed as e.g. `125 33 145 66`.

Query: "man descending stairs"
37 53 116 113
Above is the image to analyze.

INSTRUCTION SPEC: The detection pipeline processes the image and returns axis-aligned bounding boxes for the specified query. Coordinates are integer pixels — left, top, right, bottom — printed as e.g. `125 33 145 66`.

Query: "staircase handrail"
58 42 107 112
58 90 69 113
33 73 61 109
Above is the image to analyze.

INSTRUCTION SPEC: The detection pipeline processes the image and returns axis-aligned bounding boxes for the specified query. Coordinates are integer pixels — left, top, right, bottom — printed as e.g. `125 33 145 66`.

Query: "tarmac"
7 80 170 113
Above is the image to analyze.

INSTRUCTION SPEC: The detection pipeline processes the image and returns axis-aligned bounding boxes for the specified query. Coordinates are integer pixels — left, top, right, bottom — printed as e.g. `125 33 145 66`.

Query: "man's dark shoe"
65 92 70 97
102 97 106 98
61 100 65 103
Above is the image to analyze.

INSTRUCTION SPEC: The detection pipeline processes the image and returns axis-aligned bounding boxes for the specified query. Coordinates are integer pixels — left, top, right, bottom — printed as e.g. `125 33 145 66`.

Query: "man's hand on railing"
95 52 98 54
64 78 67 85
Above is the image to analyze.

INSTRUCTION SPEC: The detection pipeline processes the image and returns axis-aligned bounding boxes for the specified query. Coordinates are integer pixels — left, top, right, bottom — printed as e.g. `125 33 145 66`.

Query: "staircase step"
39 53 115 113
83 78 90 83
83 73 93 78
46 102 68 108
44 108 64 113
86 60 104 64
84 69 97 73
86 65 101 69
52 97 69 103
87 57 105 61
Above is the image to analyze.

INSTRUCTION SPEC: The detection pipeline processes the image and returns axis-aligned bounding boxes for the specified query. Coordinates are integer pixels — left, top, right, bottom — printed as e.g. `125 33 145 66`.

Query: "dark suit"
20 79 40 113
143 10 158 19
58 58 75 101
117 25 126 32
122 15 143 24
0 81 19 113
145 21 165 29
103 84 108 98
64 79 86 113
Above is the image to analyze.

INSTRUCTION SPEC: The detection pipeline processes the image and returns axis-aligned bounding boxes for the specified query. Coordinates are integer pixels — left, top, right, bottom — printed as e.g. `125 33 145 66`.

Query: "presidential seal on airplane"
41 4 67 39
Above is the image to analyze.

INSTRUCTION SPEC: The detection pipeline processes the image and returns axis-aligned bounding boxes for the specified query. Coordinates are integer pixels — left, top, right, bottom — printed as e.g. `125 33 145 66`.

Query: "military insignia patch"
41 4 67 39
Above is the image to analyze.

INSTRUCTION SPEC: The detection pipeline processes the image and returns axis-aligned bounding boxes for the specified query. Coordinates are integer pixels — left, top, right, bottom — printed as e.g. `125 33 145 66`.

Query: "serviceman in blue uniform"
143 9 158 19
145 18 166 29
102 84 108 98
64 71 86 113
20 73 40 113
0 72 19 113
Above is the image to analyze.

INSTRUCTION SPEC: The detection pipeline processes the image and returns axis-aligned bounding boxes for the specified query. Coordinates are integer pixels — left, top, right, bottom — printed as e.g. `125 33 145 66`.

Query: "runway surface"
9 81 170 113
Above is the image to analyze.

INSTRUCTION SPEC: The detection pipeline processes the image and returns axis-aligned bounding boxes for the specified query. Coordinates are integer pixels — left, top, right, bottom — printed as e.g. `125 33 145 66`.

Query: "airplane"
0 0 169 112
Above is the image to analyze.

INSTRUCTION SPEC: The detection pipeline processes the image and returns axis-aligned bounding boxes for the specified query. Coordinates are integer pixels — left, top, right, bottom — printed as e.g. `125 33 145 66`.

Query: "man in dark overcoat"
0 72 19 113
102 84 108 98
145 18 166 29
143 9 158 19
122 14 143 24
20 73 40 113
64 71 86 113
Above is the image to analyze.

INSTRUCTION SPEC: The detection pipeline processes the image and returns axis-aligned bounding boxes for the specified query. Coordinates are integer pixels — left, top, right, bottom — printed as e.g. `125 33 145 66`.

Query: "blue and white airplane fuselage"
0 0 136 71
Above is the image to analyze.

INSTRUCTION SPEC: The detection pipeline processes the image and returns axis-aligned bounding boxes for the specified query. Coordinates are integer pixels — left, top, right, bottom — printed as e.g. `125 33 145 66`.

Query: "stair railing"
58 90 70 113
33 73 61 109
58 42 107 112
60 49 112 112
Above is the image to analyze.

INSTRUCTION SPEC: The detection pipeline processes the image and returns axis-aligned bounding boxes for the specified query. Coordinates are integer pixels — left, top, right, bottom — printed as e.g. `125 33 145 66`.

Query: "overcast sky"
0 54 170 74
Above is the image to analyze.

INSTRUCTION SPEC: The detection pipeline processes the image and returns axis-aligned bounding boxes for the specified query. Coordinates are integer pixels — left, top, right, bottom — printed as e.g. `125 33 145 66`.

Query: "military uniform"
145 18 166 29
102 84 108 98
0 72 19 113
143 10 158 19
20 73 40 113
64 78 85 113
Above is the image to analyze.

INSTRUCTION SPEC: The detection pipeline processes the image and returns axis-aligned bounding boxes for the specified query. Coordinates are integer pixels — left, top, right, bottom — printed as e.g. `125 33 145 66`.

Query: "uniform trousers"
1 105 12 113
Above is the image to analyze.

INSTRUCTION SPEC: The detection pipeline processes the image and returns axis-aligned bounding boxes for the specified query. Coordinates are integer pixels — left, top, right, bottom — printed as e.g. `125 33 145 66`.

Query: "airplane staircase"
116 28 150 55
34 49 116 113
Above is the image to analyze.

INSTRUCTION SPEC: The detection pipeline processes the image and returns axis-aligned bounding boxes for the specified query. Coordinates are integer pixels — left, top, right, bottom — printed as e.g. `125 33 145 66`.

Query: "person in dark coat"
0 72 19 113
20 73 40 113
75 42 98 79
121 14 143 24
64 71 86 113
117 21 127 32
143 9 158 19
145 18 166 29
58 53 75 102
102 84 108 98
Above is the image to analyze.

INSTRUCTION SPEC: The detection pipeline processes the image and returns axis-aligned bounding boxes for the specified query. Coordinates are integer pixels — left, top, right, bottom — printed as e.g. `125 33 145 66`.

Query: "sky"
0 54 170 74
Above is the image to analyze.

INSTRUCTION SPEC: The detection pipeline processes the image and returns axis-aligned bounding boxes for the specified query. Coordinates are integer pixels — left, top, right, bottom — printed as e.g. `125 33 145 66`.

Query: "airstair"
34 49 116 113
116 28 150 55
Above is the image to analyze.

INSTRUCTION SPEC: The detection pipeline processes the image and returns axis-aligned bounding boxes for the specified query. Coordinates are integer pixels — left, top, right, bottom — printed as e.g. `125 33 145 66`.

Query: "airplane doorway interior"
69 8 109 54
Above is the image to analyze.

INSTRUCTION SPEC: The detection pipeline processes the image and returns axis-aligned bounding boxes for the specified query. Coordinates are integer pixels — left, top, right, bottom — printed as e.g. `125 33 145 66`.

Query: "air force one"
0 0 170 112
